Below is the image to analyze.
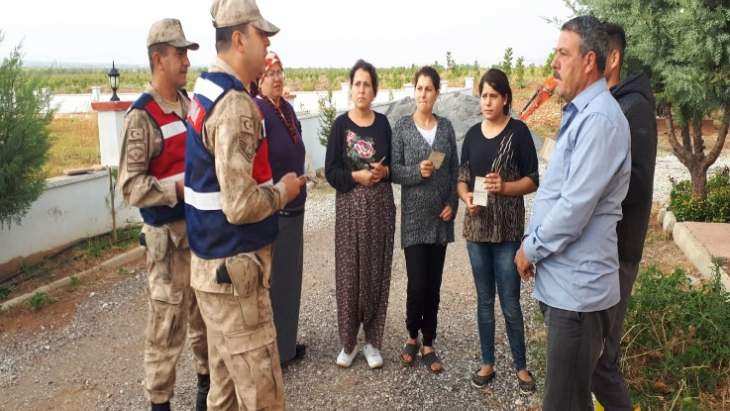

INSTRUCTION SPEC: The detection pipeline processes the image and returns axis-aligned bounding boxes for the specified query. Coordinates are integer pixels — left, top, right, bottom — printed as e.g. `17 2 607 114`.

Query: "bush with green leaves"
576 0 729 200
317 90 337 147
669 167 730 223
622 265 729 408
0 33 53 228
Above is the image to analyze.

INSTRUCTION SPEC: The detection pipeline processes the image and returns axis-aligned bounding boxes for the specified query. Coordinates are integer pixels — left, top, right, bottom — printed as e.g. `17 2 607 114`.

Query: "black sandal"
400 342 419 366
517 370 536 394
420 350 444 374
471 368 496 388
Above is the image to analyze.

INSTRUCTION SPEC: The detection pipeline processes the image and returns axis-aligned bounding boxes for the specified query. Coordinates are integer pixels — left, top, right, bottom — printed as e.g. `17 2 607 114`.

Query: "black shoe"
282 343 306 368
471 369 496 388
196 373 210 411
151 402 171 411
517 370 537 394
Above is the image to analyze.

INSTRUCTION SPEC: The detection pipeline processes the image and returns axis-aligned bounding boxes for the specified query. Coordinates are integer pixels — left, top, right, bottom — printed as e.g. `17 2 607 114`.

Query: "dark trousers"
540 302 612 411
404 243 447 346
591 260 639 410
270 213 305 363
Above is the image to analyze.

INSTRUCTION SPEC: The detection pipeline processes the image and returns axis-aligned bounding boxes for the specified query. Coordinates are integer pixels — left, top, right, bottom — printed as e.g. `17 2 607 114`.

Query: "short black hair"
561 15 609 72
147 43 171 73
349 59 378 96
215 23 249 53
478 68 512 115
413 66 441 91
603 22 626 66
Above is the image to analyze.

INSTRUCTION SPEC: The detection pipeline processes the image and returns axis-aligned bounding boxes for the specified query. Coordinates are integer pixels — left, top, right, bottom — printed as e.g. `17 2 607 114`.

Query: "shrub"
27 291 55 311
622 266 730 408
669 167 730 223
0 33 53 228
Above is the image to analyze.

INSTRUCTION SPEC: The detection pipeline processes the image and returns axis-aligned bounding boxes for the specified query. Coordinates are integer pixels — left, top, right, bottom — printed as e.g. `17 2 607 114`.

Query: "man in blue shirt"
514 16 631 410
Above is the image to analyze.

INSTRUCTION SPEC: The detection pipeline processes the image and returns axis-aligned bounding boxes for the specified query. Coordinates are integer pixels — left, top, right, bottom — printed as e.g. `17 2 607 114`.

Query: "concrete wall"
0 170 141 276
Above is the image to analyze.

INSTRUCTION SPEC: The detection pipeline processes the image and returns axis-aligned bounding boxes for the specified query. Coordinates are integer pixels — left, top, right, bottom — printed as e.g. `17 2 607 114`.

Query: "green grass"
0 286 11 301
45 114 100 177
27 291 55 311
68 276 81 289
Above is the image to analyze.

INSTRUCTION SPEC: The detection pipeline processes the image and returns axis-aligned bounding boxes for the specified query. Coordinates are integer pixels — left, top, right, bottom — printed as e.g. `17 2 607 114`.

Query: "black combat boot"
196 373 210 411
151 402 170 411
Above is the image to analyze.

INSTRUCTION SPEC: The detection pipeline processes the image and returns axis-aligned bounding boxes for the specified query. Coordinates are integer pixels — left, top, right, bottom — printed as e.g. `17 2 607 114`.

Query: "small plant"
0 286 11 301
669 167 730 223
621 265 730 408
69 276 81 289
27 291 55 311
317 90 337 147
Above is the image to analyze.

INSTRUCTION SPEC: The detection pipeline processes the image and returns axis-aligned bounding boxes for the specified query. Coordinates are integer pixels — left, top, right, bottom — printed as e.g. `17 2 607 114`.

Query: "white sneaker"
336 348 357 368
362 343 383 369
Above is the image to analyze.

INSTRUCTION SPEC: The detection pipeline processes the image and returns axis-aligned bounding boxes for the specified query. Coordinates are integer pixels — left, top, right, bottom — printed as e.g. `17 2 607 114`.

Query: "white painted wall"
97 110 127 167
0 170 142 266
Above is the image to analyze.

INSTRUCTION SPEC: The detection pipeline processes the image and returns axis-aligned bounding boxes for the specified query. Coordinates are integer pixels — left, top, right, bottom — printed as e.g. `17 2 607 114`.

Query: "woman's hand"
370 162 388 182
485 172 504 194
439 204 454 221
352 169 375 187
419 160 434 178
461 192 479 216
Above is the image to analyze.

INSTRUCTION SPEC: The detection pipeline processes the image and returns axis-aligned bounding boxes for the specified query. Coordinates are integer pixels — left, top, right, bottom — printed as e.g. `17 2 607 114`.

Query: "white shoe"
362 343 383 369
336 348 357 368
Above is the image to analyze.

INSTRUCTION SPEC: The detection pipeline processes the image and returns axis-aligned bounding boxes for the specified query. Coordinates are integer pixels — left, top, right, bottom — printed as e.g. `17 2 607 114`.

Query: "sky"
0 0 575 69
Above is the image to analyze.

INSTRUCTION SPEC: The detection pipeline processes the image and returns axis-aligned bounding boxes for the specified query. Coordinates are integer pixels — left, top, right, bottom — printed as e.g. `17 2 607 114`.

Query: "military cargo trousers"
194 245 285 411
142 223 209 404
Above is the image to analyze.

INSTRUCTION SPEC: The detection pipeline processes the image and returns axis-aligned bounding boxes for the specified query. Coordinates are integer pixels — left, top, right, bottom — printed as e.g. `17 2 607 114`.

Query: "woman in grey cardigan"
391 66 458 374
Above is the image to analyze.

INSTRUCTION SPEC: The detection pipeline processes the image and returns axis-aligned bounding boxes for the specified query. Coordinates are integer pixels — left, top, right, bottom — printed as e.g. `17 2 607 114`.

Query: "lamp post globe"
108 61 120 102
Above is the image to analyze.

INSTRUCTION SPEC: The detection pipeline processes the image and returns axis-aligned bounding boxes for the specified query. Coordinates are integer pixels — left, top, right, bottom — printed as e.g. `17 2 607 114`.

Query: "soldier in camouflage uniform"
118 18 209 411
183 0 305 409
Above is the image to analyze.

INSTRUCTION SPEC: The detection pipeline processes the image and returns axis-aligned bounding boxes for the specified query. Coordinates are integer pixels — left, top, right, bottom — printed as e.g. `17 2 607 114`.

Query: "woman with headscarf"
255 51 307 365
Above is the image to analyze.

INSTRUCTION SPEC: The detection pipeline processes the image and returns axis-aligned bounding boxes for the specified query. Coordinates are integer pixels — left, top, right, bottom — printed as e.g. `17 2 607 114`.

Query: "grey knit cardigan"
390 114 459 248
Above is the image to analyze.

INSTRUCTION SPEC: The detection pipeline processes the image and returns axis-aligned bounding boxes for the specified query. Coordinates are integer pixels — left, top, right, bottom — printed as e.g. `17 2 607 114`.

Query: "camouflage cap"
147 18 200 50
210 0 279 35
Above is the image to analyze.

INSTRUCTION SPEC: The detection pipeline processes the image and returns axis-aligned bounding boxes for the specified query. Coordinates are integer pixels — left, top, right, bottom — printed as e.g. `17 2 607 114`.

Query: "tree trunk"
666 105 728 200
690 164 707 199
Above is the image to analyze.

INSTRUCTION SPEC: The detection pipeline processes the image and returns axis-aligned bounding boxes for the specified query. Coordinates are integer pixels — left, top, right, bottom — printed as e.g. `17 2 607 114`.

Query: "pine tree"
0 33 53 228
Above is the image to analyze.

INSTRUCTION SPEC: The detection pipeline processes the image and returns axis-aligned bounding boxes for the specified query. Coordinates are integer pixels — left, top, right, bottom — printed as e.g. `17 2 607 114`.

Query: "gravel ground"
0 153 726 410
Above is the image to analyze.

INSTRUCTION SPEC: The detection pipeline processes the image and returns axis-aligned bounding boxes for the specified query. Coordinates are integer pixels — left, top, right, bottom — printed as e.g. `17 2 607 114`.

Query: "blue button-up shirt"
524 78 631 312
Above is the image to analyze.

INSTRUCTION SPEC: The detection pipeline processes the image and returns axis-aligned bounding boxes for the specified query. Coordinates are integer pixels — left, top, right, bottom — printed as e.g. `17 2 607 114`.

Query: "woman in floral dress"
325 59 396 369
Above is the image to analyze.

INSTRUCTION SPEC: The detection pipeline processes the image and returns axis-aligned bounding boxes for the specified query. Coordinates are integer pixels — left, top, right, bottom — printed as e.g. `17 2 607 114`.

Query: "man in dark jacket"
592 22 658 410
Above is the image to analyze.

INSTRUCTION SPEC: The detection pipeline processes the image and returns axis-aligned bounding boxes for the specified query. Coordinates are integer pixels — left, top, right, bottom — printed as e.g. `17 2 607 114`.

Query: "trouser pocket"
226 253 263 327
143 224 183 304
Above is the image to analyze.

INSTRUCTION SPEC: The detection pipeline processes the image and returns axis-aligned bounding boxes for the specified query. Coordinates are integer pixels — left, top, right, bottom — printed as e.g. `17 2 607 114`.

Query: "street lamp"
108 61 120 102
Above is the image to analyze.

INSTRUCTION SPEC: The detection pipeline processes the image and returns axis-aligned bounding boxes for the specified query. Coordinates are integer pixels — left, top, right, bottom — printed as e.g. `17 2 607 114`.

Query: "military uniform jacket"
118 85 190 246
188 58 288 294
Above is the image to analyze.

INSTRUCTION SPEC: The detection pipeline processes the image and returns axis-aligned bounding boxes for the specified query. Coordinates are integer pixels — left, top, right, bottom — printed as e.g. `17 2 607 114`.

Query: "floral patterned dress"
324 112 396 352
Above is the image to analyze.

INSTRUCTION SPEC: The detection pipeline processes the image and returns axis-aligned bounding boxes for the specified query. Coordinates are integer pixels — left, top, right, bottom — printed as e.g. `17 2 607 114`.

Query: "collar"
145 84 185 118
210 57 250 93
570 77 608 113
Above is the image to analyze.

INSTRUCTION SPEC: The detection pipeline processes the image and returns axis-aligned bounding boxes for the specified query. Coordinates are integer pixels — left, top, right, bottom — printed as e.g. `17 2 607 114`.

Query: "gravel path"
1 153 726 410
0 185 543 411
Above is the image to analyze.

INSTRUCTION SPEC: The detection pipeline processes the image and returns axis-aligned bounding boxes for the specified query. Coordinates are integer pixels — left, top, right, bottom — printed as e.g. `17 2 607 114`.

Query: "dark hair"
413 66 440 91
215 23 249 53
561 15 609 72
349 59 378 96
478 68 512 115
603 22 626 66
147 43 171 73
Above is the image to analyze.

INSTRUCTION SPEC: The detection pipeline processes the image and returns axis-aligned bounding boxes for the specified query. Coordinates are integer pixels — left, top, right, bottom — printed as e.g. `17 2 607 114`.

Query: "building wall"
0 170 141 274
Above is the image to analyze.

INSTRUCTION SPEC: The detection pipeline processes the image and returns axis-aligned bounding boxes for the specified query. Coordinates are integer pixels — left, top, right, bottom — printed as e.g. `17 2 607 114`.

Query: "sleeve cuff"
273 181 288 210
161 181 179 207
522 233 541 264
